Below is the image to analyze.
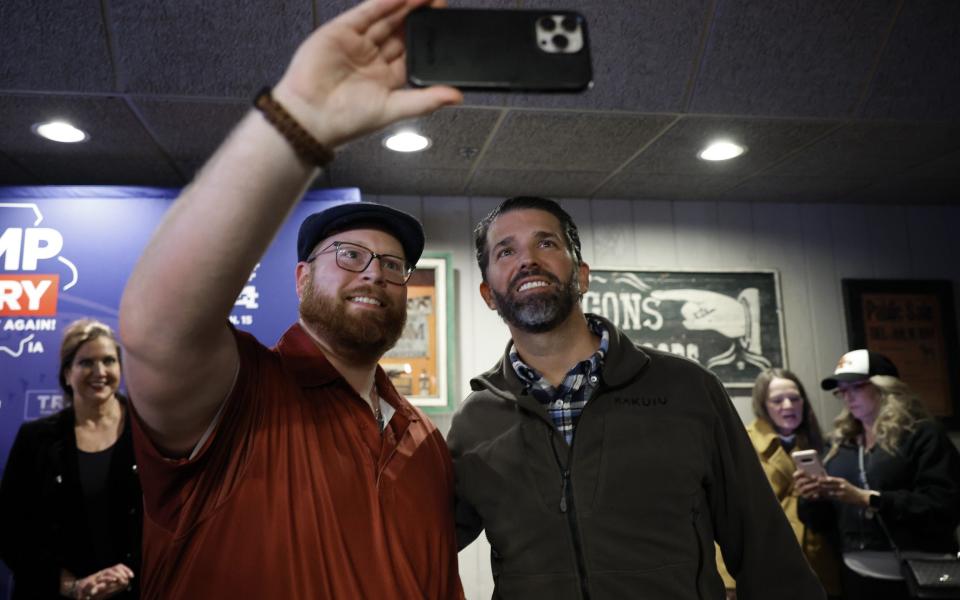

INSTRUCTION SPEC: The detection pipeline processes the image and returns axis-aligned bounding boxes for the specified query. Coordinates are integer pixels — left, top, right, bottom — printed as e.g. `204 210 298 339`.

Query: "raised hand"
273 0 463 149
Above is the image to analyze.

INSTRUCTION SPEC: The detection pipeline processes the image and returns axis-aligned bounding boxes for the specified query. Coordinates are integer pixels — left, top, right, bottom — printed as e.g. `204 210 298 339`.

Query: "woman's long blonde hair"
826 375 929 458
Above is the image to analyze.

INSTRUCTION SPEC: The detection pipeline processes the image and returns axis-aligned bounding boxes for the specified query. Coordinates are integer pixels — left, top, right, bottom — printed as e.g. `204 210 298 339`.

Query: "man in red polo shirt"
117 0 464 597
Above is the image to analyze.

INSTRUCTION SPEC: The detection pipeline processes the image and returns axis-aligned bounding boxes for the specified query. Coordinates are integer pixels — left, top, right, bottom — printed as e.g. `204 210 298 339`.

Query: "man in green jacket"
448 196 826 599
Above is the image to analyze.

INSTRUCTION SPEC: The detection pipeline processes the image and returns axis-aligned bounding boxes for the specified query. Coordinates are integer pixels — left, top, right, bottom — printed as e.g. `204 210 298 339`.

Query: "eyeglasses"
767 394 802 407
832 380 871 399
307 241 414 285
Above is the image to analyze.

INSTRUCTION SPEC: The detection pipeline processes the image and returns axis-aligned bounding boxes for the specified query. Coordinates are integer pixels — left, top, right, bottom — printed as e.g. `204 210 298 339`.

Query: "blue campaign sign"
0 185 358 596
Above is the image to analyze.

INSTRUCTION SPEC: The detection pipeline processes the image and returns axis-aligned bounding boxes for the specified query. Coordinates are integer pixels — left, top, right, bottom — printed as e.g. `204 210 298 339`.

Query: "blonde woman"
717 369 840 598
0 320 141 599
796 349 960 600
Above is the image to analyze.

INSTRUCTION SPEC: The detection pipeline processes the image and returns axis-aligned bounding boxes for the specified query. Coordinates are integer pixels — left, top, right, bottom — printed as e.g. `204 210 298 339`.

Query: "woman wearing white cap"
795 349 960 600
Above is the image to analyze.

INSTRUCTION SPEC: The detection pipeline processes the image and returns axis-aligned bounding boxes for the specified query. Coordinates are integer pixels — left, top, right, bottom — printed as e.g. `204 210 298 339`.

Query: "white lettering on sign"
0 227 64 270
0 279 53 310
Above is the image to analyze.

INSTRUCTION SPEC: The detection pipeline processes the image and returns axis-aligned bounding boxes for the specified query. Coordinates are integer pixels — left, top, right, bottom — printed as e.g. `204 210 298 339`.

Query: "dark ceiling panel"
479 111 675 171
860 0 960 120
108 0 312 97
619 116 838 177
719 175 871 203
0 95 182 185
466 169 606 198
132 98 248 162
0 154 38 185
1 0 958 203
326 166 468 196
766 122 960 179
334 107 502 172
595 172 741 201
508 0 711 112
0 2 114 92
848 176 960 205
689 0 898 117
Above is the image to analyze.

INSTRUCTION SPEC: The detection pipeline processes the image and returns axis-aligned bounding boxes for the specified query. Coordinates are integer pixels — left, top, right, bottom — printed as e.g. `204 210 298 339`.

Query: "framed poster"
587 269 787 392
842 279 960 424
381 253 456 413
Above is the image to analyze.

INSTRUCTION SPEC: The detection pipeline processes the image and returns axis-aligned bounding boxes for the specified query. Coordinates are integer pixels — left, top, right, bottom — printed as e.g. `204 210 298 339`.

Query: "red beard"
299 275 406 363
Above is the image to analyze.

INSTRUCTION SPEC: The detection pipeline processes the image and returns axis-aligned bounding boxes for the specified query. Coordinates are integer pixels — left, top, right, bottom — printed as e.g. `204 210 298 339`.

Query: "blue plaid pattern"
509 317 609 445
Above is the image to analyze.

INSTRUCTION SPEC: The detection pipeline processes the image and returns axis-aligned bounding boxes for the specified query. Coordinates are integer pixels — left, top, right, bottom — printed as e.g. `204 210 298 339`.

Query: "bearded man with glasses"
120 197 462 599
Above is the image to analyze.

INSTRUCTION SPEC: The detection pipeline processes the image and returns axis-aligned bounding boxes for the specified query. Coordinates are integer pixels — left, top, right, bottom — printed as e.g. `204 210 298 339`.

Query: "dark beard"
299 275 406 363
489 266 580 334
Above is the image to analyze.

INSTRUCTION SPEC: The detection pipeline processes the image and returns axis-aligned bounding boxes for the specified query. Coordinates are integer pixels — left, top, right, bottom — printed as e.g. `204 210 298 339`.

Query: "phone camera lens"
552 34 569 49
561 16 578 32
539 16 556 31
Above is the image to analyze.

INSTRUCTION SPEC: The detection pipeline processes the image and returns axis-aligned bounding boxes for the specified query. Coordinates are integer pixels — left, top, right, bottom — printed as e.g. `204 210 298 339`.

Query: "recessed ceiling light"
32 120 89 143
698 140 745 161
384 130 431 152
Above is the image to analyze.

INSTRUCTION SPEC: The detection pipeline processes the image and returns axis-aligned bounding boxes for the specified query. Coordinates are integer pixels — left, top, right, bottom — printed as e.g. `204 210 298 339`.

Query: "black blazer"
0 397 142 599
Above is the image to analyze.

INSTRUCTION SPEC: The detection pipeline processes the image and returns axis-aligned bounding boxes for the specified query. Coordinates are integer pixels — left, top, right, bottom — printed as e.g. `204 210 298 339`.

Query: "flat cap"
297 202 425 265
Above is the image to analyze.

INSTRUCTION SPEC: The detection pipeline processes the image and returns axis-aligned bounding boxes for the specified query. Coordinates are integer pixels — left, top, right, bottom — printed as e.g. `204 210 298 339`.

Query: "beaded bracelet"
253 86 334 167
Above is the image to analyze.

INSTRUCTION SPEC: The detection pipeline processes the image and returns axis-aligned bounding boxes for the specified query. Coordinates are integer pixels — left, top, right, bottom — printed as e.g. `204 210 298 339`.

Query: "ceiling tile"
846 176 960 205
334 107 502 172
0 3 114 92
689 0 899 117
325 166 468 196
0 94 182 185
510 0 711 112
479 111 675 171
0 153 38 185
860 0 960 120
595 173 740 201
620 116 837 177
719 175 871 203
766 122 960 179
466 169 605 198
132 98 248 162
109 0 312 97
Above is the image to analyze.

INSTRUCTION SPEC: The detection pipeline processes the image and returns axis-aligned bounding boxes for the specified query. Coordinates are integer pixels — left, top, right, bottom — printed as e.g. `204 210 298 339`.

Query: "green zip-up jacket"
448 315 826 600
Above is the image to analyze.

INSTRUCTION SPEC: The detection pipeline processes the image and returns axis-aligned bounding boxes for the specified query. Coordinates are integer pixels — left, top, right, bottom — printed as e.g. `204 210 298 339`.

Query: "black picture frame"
842 279 960 429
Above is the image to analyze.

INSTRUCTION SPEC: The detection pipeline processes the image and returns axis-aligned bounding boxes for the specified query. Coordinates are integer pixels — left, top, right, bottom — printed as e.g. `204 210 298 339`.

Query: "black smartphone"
405 8 593 92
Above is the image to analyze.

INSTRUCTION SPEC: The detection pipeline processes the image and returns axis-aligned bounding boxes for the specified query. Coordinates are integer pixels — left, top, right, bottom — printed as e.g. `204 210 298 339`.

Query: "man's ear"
294 262 310 300
479 281 498 311
577 261 590 294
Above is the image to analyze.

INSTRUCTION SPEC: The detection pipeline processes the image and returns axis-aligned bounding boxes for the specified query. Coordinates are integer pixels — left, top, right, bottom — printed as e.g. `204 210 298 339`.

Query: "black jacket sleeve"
875 421 960 542
0 423 62 597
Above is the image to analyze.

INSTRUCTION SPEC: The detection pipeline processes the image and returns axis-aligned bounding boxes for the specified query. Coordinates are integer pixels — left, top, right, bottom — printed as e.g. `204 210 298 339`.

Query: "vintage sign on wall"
843 279 960 423
586 269 787 391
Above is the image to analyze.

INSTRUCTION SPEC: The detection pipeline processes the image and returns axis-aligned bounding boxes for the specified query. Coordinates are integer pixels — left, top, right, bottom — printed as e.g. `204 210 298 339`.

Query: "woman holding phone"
0 319 141 599
796 349 960 600
716 368 840 598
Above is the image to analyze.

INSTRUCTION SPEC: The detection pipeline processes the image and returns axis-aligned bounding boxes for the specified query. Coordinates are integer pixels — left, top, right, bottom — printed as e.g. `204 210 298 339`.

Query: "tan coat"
716 418 840 595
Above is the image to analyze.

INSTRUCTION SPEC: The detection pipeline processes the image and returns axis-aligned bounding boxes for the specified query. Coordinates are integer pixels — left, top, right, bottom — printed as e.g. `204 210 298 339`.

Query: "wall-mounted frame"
381 253 456 413
588 269 787 393
842 279 960 426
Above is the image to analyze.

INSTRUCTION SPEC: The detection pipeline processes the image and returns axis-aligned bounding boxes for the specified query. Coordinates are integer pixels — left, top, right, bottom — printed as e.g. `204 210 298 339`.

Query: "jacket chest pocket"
592 413 707 513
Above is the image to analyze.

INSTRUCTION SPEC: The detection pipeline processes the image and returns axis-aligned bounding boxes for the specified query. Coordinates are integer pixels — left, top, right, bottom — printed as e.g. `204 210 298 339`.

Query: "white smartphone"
791 449 826 478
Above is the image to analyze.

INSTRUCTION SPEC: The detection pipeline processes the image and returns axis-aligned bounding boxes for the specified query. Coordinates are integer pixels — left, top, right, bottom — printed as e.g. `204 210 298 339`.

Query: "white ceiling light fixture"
32 120 89 143
383 130 431 153
698 140 746 161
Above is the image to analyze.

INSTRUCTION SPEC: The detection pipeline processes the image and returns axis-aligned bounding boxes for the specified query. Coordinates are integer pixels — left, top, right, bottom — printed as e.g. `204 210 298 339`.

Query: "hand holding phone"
791 449 826 478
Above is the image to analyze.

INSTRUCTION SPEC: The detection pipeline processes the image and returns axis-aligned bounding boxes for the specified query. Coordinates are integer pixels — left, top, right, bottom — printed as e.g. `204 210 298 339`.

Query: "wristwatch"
867 491 882 510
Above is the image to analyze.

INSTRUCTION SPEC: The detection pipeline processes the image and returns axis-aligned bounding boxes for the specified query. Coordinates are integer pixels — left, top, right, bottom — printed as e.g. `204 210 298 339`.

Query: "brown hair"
752 368 825 453
59 319 121 398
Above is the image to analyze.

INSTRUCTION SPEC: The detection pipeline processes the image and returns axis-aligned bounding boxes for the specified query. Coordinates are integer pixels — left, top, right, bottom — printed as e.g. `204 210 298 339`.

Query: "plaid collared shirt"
509 317 609 445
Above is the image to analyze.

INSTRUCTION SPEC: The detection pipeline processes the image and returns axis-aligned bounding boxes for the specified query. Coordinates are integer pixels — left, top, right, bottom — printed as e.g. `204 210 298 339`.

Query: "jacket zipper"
559 466 591 599
691 506 705 600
